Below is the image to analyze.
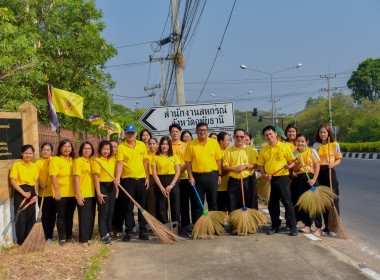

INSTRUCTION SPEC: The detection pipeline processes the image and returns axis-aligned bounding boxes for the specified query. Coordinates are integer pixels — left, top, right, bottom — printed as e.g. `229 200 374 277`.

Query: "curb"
342 152 380 160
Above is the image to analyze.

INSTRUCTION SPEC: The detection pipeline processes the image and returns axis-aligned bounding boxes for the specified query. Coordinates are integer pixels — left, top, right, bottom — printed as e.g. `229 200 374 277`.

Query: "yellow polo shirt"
145 151 156 175
257 141 294 176
313 142 342 166
49 156 75 197
92 156 115 182
73 157 95 198
152 154 180 175
172 141 188 179
294 148 320 174
36 157 53 197
223 145 258 179
218 150 229 192
184 137 222 173
116 140 148 179
10 160 39 187
286 142 295 152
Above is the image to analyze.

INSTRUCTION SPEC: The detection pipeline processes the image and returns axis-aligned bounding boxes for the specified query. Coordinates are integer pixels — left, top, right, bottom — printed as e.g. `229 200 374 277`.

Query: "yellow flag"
52 87 84 119
114 122 122 134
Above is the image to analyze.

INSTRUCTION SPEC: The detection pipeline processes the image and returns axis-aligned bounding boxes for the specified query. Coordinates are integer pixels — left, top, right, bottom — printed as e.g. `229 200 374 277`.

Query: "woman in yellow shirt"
217 132 230 212
291 134 322 236
139 129 152 150
50 139 76 246
146 138 158 217
36 143 55 242
285 124 298 147
93 140 117 244
313 124 342 234
74 142 96 246
10 145 39 245
152 136 181 223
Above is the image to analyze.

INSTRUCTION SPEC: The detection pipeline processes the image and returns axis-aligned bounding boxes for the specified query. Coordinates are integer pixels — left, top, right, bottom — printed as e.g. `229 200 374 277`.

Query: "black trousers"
318 166 340 231
155 175 180 224
55 197 76 241
179 179 195 226
77 197 96 243
291 173 322 228
192 171 218 223
97 182 116 237
268 176 297 229
38 196 56 240
122 178 147 234
227 176 252 212
217 191 228 212
146 175 156 217
250 174 258 210
112 190 125 233
14 185 36 245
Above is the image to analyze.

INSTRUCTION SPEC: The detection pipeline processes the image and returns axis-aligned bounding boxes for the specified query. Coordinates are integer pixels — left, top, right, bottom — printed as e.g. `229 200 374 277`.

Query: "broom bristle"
19 222 45 253
142 210 182 244
295 186 338 217
229 208 267 236
328 207 348 239
256 177 271 202
192 211 227 239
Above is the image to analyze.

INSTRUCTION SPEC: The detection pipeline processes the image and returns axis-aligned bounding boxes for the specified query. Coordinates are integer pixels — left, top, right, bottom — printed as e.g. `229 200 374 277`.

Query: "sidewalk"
103 227 369 280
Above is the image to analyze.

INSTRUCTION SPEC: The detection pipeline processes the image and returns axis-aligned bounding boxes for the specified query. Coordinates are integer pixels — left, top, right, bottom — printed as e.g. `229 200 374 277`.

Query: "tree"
347 58 380 102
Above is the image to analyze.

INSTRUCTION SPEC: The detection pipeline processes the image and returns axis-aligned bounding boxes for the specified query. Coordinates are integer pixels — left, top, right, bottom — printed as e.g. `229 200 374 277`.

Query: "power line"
115 41 153 49
195 0 237 103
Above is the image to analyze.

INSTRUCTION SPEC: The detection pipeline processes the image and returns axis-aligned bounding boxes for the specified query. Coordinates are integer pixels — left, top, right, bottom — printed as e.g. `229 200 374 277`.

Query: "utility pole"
320 74 336 128
144 84 161 106
171 0 185 105
273 99 280 127
245 112 249 132
149 56 170 106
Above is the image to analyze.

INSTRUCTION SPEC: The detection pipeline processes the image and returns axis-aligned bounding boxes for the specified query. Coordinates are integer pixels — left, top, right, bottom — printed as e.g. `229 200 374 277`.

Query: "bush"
340 142 380 153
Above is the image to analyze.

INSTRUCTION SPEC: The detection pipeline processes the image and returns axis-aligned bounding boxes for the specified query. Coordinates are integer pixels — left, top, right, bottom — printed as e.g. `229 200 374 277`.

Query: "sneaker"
290 228 298 236
122 234 131 242
108 235 117 242
132 227 137 234
139 233 149 241
59 240 67 246
46 238 55 243
184 224 193 233
102 236 111 245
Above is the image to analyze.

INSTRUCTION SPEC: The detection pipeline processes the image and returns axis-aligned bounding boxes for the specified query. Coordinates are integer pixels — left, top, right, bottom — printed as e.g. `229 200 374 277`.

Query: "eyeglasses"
197 129 208 133
235 136 245 139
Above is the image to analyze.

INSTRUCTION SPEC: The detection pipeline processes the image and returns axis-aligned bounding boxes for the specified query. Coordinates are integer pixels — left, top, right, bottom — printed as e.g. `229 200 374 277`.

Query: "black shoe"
139 233 149 241
290 228 298 236
122 234 131 242
102 236 112 244
108 235 117 242
59 240 67 246
267 228 280 235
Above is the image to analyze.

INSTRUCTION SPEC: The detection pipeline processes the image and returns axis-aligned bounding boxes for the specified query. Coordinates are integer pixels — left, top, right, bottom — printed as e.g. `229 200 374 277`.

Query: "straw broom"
257 159 297 202
191 184 227 239
229 175 267 235
295 151 338 217
327 138 348 239
95 159 181 244
19 169 49 253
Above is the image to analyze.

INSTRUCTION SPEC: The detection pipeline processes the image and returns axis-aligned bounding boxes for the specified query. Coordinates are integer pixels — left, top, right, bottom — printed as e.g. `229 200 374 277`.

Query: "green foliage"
0 0 117 135
347 58 380 102
340 142 380 153
253 134 265 146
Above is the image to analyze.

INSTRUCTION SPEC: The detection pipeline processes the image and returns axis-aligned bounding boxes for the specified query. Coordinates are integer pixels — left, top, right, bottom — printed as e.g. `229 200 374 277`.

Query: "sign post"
139 102 235 133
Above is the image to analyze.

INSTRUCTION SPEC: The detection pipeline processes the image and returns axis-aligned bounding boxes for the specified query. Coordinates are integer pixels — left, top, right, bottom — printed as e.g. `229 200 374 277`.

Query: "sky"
95 0 380 115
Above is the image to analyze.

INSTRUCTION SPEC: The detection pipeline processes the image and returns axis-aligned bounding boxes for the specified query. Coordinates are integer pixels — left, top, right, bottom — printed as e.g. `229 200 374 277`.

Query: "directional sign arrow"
140 108 156 131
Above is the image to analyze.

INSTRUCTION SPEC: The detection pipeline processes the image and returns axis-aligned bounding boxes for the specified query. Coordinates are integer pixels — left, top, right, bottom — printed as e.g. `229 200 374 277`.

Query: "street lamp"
135 101 139 121
240 63 302 125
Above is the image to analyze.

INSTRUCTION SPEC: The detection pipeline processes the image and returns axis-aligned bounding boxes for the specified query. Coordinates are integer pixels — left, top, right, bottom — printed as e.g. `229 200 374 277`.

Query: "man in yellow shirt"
185 122 222 223
169 123 194 231
224 129 257 234
257 125 297 236
115 124 150 242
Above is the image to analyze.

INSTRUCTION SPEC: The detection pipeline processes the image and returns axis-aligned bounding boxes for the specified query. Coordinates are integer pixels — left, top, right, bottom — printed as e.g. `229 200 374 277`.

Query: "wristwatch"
171 181 176 185
245 165 248 170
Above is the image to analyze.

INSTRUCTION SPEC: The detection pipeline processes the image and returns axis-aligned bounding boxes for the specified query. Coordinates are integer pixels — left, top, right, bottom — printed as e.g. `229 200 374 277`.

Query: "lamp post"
240 63 302 126
135 101 139 121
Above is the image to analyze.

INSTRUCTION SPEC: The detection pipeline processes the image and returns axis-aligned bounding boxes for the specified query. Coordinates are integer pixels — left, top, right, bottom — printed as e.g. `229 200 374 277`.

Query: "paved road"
335 158 380 251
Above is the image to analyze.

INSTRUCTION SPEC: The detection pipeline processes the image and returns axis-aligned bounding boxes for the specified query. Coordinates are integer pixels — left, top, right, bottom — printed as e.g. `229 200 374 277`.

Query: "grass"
81 246 110 280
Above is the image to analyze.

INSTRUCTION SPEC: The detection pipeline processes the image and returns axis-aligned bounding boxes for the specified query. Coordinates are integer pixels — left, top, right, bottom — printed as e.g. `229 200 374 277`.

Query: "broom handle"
296 152 311 182
167 193 173 231
192 185 206 212
18 193 30 209
240 174 246 207
95 159 142 209
271 159 297 176
38 161 50 219
328 137 332 190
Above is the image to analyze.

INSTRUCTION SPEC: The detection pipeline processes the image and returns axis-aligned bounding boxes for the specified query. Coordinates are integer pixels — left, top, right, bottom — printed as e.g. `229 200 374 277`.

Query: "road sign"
139 102 235 133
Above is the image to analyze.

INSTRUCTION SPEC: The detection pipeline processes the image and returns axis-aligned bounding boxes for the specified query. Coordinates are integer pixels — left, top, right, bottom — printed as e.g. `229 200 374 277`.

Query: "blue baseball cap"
125 124 137 133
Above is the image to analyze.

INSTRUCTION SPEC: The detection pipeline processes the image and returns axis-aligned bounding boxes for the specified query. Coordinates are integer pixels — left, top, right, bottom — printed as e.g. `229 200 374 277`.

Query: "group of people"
9 121 341 245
